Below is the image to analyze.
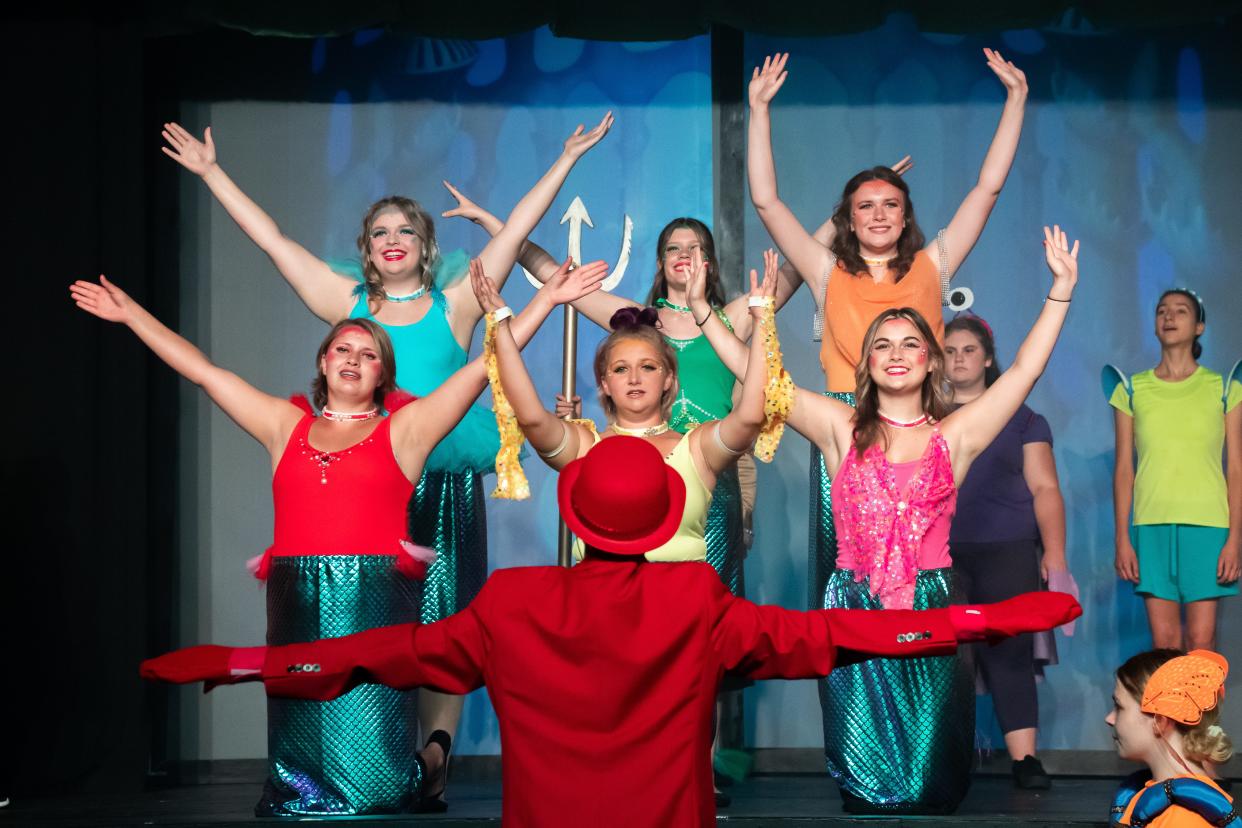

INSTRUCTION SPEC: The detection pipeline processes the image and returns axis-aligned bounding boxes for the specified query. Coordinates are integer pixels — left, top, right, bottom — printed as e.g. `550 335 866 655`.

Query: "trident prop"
525 197 632 567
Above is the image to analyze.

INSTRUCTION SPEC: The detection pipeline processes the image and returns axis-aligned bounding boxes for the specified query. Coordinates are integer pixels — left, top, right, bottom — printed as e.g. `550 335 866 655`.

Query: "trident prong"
523 196 632 292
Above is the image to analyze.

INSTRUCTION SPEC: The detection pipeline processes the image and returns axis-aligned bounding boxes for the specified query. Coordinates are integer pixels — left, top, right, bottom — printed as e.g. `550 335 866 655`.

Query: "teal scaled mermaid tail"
260 555 424 816
819 567 974 814
409 468 488 624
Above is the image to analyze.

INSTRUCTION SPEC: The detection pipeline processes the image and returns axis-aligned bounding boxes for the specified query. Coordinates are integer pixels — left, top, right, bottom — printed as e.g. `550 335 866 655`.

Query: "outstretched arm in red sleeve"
713 587 1081 681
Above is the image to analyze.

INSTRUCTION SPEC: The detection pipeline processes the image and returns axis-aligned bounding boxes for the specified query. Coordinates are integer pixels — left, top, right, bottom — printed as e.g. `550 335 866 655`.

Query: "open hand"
748 249 780 317
543 258 609 306
441 181 487 224
469 259 505 315
684 247 710 318
984 48 1028 100
562 112 614 160
749 53 789 109
70 275 134 324
1042 225 1078 299
161 122 217 176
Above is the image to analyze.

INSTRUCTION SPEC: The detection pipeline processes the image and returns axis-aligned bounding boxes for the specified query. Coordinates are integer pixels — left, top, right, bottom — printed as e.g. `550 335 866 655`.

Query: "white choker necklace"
322 407 379 422
878 411 929 428
385 286 427 303
611 422 670 438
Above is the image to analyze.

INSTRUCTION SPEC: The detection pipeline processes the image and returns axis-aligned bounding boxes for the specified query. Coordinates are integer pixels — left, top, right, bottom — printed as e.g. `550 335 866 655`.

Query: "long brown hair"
356 196 439 313
852 307 951 457
593 307 679 422
311 318 398 411
830 167 925 282
1116 649 1234 765
644 217 726 308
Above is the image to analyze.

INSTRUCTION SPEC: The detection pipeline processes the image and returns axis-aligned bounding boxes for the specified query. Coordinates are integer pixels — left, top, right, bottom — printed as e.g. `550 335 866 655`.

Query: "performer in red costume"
143 437 1081 827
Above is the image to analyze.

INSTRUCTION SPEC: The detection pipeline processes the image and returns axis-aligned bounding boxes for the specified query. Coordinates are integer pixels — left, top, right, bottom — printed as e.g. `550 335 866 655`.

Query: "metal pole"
556 305 579 568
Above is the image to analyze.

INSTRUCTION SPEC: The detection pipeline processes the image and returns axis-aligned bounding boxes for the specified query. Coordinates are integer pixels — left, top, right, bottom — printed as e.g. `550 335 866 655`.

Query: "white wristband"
490 306 514 323
748 296 773 308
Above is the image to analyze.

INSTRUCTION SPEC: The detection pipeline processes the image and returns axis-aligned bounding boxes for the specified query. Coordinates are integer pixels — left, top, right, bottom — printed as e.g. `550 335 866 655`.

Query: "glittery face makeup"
867 318 930 385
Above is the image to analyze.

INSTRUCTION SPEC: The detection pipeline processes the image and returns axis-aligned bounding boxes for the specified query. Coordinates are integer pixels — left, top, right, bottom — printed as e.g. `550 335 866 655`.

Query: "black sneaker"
1012 755 1052 790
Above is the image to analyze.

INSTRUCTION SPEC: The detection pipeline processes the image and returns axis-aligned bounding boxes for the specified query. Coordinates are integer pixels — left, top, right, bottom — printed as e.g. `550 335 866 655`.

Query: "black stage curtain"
15 1 1242 41
4 21 178 795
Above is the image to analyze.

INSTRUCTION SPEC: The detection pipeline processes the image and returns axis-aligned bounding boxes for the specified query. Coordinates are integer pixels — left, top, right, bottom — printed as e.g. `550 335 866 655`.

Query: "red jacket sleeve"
713 588 958 680
261 596 490 701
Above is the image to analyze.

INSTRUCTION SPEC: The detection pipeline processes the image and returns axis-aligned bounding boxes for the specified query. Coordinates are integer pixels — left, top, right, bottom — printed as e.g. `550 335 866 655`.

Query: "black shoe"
714 788 731 808
1012 755 1052 790
415 730 453 813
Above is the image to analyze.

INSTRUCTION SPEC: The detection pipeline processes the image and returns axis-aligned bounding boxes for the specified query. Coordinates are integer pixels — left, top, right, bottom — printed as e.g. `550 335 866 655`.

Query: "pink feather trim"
247 547 274 581
384 390 418 413
288 394 315 416
396 539 436 580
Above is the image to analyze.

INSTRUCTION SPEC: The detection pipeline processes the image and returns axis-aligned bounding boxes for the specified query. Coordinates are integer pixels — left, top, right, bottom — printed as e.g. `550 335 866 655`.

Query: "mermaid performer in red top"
69 258 606 815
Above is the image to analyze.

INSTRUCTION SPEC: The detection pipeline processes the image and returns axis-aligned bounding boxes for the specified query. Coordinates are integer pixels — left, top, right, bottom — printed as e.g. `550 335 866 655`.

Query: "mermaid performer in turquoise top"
160 114 613 811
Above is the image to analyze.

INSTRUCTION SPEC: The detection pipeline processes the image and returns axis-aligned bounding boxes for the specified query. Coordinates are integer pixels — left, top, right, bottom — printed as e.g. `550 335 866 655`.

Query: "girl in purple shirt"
944 315 1070 790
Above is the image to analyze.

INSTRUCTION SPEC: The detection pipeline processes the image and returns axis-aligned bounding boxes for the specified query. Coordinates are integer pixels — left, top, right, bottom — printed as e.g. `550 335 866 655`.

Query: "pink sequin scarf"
834 429 956 609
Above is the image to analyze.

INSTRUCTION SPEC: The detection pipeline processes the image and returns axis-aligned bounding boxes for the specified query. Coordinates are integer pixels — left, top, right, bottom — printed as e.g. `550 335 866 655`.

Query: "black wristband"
694 311 711 326
1045 294 1071 303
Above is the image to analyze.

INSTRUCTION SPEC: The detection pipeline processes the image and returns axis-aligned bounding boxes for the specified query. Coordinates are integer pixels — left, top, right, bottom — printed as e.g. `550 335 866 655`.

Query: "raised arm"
692 255 775 477
70 276 301 456
693 250 851 468
389 258 608 477
444 114 615 332
747 54 835 286
441 179 635 330
932 49 1028 278
943 226 1077 481
162 123 356 322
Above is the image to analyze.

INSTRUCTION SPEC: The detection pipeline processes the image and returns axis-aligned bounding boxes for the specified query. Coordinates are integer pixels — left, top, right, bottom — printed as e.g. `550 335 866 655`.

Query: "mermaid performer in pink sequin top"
699 227 1081 813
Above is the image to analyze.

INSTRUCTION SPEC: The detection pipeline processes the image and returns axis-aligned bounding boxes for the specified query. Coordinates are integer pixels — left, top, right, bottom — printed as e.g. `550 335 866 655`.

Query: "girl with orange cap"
1107 649 1235 827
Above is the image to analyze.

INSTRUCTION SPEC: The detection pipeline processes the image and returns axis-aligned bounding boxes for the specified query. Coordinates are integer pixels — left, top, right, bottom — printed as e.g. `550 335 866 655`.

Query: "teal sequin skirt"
409 469 487 623
706 466 745 597
819 567 973 814
259 555 424 816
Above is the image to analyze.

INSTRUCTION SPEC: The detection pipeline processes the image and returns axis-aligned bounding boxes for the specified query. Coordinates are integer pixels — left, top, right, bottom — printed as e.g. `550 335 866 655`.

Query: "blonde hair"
593 308 679 423
356 196 439 313
1116 649 1235 765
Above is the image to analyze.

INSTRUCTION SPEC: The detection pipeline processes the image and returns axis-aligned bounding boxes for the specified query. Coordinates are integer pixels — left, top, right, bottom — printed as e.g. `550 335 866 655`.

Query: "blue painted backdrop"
178 17 1242 760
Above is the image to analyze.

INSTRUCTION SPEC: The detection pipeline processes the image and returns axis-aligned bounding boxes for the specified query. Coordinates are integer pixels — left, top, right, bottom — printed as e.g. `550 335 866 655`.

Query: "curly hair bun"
610 306 660 331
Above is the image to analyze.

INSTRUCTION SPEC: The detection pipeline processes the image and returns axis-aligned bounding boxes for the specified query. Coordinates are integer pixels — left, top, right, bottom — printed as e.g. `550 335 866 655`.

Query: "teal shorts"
1130 523 1240 603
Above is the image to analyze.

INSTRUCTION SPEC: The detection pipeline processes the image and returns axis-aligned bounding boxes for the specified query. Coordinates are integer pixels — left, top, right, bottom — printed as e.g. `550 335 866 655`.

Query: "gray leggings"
951 539 1042 734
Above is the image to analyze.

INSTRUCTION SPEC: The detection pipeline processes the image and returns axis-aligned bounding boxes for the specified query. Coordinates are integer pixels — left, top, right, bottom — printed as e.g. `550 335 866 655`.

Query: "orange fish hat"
1140 649 1228 726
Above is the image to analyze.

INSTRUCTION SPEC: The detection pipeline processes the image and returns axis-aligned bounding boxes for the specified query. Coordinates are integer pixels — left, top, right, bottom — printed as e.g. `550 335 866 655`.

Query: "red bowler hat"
558 436 687 555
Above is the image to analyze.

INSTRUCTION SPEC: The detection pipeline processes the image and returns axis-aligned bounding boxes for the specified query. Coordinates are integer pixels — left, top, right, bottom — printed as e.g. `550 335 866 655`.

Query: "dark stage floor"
4 775 1124 826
